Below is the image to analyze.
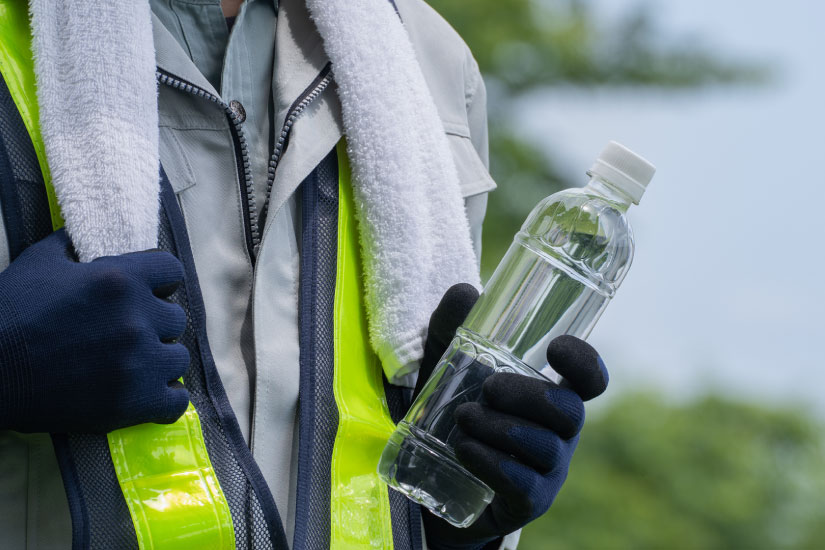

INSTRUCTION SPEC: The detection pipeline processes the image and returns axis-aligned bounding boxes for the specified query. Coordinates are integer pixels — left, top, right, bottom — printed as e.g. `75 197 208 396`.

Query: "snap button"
229 100 246 123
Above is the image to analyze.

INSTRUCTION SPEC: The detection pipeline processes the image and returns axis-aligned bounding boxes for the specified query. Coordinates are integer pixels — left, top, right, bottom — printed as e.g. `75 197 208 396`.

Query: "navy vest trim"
293 147 340 550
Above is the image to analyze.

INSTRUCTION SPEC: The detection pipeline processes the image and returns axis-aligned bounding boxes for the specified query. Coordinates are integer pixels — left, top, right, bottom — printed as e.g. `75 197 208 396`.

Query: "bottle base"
377 422 494 528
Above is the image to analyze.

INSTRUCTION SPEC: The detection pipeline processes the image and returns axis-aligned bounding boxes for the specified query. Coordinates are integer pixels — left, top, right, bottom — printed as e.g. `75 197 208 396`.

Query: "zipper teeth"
156 71 261 249
157 66 333 246
261 69 333 222
267 73 332 179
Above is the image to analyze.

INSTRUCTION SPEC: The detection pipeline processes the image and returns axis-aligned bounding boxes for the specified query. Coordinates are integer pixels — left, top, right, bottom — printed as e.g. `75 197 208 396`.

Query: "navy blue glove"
0 229 190 434
417 284 609 550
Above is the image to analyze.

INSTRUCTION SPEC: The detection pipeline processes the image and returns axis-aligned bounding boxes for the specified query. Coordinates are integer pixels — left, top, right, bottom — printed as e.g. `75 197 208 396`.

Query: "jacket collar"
262 0 343 229
151 12 221 97
151 0 332 121
151 1 343 230
271 0 329 124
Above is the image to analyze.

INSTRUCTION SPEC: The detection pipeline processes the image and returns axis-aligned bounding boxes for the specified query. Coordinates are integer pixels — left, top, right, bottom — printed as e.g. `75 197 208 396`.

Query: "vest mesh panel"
293 149 340 549
0 69 288 547
0 76 52 258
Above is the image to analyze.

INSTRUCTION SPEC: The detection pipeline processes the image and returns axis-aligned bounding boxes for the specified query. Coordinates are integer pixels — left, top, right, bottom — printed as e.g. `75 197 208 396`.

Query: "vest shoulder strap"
0 0 62 229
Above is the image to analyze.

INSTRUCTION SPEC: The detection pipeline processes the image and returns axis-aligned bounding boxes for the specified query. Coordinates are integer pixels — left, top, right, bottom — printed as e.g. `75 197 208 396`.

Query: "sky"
514 0 825 414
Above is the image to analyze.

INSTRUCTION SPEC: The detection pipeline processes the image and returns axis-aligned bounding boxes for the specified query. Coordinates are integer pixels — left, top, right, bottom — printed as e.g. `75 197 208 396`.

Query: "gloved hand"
0 229 191 434
416 284 609 550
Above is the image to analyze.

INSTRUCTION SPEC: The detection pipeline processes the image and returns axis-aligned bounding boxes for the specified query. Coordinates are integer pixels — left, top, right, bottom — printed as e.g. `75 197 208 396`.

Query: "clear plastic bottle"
377 142 656 527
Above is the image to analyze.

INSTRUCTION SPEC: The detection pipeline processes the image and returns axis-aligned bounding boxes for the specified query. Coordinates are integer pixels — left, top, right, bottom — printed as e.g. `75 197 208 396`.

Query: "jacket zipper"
259 63 333 224
157 69 260 263
157 64 334 258
249 64 334 455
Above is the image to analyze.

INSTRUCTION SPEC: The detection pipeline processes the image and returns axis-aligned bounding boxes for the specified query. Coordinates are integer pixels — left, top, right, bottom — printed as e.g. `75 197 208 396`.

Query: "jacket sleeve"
463 51 491 268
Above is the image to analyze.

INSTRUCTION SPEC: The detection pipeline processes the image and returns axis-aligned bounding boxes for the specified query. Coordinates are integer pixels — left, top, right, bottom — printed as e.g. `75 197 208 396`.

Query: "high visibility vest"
0 1 415 547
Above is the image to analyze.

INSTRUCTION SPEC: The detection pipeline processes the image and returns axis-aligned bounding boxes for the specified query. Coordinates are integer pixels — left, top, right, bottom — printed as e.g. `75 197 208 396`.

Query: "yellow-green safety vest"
0 1 401 547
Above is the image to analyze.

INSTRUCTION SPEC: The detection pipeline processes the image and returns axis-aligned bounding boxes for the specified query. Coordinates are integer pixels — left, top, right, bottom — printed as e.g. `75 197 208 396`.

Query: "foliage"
428 0 766 94
426 0 770 278
518 394 825 549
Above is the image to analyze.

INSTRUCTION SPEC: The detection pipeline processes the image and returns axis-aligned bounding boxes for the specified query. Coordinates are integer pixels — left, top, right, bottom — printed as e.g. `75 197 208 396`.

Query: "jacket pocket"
445 129 497 198
159 126 197 194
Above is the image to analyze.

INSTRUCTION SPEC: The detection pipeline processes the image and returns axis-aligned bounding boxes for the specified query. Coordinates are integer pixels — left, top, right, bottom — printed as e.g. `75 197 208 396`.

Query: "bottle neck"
583 176 634 212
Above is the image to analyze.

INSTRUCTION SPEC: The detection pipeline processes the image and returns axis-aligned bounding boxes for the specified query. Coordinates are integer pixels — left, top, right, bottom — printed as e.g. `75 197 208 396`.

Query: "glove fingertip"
453 433 488 473
165 343 191 380
597 355 609 386
428 283 479 347
547 335 608 401
158 387 190 424
453 401 483 430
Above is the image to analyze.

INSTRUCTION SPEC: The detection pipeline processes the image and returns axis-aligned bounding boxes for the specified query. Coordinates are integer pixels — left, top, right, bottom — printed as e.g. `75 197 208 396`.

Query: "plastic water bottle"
377 142 656 527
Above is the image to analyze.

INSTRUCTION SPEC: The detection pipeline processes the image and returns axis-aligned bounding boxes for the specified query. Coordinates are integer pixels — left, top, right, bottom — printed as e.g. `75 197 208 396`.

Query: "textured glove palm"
416 284 609 550
0 230 191 434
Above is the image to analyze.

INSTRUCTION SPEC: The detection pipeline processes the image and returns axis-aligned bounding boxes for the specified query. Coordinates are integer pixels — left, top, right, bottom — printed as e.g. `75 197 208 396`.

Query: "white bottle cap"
587 141 656 205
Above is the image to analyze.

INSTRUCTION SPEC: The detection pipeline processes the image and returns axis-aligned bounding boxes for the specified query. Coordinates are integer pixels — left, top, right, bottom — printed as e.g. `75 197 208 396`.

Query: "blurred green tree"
518 394 825 549
426 0 768 278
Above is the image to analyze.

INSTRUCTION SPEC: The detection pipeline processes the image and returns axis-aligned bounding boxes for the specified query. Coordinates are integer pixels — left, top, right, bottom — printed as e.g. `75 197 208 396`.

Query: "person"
0 0 608 548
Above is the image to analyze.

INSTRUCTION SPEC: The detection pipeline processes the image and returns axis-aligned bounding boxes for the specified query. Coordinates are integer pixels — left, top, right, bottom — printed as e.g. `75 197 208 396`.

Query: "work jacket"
0 0 513 548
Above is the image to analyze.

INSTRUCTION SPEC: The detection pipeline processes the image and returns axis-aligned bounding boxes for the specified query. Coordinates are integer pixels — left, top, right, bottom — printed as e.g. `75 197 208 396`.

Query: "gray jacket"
0 0 513 547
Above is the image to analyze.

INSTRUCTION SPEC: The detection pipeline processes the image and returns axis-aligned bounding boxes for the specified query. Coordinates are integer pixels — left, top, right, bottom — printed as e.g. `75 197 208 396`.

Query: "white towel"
29 0 160 262
306 0 481 383
30 0 481 383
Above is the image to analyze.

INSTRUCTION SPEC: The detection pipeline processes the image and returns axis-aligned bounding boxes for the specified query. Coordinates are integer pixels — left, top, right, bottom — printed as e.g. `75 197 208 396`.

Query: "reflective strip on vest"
107 405 235 549
331 141 398 548
0 0 61 229
0 3 235 548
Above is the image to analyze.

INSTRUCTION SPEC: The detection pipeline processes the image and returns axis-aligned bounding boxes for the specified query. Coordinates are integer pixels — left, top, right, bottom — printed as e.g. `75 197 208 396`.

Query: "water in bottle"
377 141 657 527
